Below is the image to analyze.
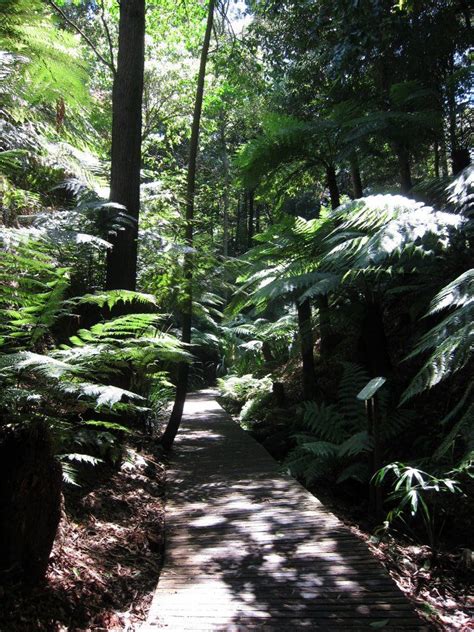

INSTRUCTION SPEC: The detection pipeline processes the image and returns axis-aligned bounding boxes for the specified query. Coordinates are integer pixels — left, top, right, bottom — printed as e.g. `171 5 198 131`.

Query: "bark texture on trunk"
297 298 317 401
106 0 145 291
161 0 215 450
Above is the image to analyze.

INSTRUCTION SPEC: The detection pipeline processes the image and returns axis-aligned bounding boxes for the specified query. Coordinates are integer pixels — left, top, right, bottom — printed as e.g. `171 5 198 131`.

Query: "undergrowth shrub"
0 230 186 484
285 363 413 487
217 373 272 415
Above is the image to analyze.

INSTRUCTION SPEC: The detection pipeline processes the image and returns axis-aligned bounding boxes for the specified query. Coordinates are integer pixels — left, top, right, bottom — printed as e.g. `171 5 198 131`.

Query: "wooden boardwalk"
144 390 428 631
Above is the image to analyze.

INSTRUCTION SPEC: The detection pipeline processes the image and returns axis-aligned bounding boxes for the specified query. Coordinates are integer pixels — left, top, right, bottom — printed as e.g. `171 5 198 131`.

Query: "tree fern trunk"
106 0 145 290
318 294 333 358
359 300 392 378
394 142 412 193
326 164 340 209
160 0 215 450
297 298 317 401
350 154 363 198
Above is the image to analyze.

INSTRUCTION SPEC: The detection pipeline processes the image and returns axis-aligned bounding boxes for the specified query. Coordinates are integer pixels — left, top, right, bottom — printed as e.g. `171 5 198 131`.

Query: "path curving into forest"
143 390 428 631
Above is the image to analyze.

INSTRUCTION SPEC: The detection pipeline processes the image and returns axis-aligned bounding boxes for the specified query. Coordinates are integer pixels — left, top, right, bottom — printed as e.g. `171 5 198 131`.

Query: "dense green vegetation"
0 0 472 625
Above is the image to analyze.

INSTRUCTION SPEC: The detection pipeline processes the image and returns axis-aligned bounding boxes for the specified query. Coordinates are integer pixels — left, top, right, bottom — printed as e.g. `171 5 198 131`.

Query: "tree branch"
99 0 117 74
46 0 116 75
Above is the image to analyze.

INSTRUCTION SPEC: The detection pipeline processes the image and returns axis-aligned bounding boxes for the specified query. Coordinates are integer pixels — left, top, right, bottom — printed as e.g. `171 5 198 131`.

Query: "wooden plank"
143 390 424 631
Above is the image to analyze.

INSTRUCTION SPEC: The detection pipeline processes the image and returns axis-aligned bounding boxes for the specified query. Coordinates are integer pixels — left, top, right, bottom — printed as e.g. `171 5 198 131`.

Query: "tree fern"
402 270 473 402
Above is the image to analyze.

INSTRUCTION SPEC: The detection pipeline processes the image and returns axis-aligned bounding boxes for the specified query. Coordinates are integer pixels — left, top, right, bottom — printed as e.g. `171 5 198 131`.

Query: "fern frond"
75 290 158 310
402 299 473 402
427 269 474 315
337 362 369 425
433 402 474 462
301 401 347 443
338 431 373 457
336 462 370 484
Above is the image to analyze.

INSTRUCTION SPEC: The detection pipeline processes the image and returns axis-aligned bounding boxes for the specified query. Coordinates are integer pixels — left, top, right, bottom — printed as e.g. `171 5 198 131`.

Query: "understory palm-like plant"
374 463 462 548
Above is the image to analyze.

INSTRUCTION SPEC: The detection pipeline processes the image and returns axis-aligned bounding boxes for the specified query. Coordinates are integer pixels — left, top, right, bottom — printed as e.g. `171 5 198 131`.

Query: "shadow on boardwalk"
144 390 430 631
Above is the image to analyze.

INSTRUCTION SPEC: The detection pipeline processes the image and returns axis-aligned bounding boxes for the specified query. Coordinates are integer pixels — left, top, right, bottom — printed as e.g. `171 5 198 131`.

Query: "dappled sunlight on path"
143 390 427 631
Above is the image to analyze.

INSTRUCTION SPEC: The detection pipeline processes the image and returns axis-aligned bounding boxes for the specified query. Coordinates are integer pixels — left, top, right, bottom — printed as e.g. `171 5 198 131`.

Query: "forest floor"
2 405 472 632
1 433 165 632
311 486 474 632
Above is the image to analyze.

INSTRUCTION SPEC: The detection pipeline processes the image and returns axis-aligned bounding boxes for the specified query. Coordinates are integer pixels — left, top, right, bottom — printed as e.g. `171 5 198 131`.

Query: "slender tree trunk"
326 164 340 209
106 0 145 290
296 298 317 401
160 0 215 450
243 193 248 250
235 195 242 256
434 140 440 178
247 189 255 249
350 154 363 198
255 203 261 234
447 53 458 174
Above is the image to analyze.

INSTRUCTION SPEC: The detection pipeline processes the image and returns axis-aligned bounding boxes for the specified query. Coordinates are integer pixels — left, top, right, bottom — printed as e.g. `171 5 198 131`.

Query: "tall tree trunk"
439 126 449 177
350 154 363 198
247 189 255 249
255 203 261 234
106 0 145 290
220 120 230 257
326 164 340 209
160 0 215 450
447 53 458 174
296 299 317 401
